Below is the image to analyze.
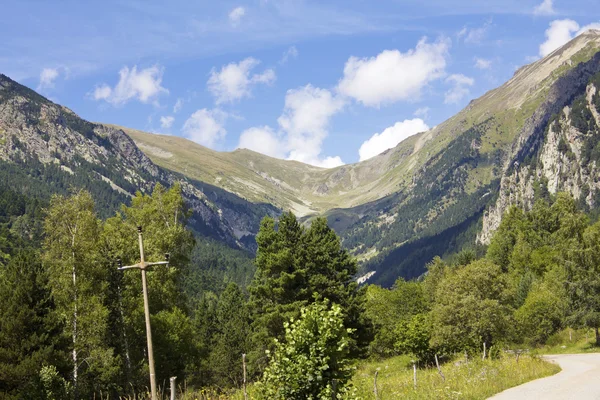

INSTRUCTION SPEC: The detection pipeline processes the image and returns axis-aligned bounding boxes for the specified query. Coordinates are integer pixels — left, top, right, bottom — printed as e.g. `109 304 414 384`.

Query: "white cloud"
458 20 492 44
278 85 345 166
474 57 492 69
280 46 299 65
182 108 227 148
337 37 450 107
533 0 556 16
414 107 430 119
229 6 245 26
539 20 600 57
160 116 175 129
92 65 168 106
173 98 184 113
444 74 474 104
37 68 59 91
208 57 276 104
359 118 429 161
238 85 345 168
238 126 286 159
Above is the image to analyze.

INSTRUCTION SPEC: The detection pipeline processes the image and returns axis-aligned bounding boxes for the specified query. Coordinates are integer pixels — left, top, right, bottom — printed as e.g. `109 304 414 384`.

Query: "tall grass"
352 353 560 400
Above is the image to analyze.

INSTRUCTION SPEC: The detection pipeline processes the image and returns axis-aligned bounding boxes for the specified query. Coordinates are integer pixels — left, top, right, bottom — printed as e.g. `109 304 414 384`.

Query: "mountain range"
2 30 600 287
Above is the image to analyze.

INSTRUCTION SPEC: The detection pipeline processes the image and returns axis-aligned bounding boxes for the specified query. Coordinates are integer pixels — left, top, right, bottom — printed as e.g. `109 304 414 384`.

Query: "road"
489 354 600 400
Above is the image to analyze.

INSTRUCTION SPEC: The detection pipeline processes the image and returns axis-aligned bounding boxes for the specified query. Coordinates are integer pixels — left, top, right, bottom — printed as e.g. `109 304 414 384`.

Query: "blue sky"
2 0 600 166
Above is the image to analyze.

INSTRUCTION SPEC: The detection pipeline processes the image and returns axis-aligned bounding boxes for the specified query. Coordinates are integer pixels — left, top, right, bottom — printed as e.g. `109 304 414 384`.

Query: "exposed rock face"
479 54 600 243
0 74 277 250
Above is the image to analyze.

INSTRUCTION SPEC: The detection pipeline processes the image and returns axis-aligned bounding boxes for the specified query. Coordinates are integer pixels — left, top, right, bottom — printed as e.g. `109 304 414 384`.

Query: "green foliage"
249 213 371 375
209 283 252 388
257 301 357 400
431 259 513 353
0 250 64 399
42 190 118 398
394 313 435 364
39 365 71 400
515 281 567 345
364 279 427 357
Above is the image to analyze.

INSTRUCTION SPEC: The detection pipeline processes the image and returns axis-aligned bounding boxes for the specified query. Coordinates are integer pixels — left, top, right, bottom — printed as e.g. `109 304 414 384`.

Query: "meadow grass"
351 353 559 400
532 328 600 355
178 352 558 400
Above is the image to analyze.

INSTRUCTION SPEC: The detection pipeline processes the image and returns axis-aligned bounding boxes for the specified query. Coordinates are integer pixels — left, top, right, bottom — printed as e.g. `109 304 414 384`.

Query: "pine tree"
210 283 251 388
249 213 371 375
0 250 64 399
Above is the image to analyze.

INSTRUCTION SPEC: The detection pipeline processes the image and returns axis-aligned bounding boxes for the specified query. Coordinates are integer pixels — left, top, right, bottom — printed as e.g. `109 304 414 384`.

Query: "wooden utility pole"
117 226 170 400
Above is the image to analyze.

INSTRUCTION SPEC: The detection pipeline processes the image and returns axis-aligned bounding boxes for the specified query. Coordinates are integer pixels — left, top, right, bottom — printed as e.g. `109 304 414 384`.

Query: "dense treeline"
0 185 370 399
3 183 600 399
366 193 600 367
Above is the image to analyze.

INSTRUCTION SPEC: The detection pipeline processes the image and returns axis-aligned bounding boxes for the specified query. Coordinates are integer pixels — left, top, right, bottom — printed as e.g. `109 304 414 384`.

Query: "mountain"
123 30 600 286
0 74 278 252
2 31 600 288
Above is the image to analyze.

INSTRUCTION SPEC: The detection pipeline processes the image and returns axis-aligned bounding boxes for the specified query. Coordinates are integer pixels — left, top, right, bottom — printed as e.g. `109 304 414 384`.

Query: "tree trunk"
595 326 599 346
72 237 79 400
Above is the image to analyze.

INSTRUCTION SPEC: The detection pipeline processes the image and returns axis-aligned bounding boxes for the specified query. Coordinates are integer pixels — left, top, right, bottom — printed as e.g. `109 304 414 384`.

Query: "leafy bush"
257 301 357 400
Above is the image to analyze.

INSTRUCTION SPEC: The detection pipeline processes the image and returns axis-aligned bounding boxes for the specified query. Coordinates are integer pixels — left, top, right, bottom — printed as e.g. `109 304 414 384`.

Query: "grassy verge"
178 351 563 399
532 328 600 355
352 354 560 400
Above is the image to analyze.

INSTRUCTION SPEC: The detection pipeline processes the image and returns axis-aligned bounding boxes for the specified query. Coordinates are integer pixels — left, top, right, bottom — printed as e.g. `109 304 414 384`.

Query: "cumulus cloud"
533 0 556 16
160 116 175 129
92 65 168 106
444 74 474 104
280 46 299 65
278 85 345 166
182 108 227 148
358 119 429 161
414 107 430 119
337 37 450 107
237 85 345 168
458 20 492 44
208 57 276 104
539 20 600 57
474 57 492 69
229 6 245 26
37 68 59 91
238 126 286 159
173 98 183 113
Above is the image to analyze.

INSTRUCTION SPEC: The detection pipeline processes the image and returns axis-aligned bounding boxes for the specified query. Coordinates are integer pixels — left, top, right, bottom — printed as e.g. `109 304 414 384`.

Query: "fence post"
243 353 248 400
435 354 445 382
373 369 379 400
170 376 176 400
413 361 417 390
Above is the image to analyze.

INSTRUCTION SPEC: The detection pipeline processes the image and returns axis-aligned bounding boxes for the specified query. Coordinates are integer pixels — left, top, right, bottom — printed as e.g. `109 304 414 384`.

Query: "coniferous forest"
1 179 600 399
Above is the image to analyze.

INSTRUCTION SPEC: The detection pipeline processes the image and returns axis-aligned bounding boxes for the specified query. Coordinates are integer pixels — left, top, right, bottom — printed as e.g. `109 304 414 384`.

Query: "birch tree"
43 190 116 399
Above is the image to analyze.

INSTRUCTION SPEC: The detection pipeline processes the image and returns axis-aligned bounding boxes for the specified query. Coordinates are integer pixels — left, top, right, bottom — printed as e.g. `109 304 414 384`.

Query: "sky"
2 0 600 167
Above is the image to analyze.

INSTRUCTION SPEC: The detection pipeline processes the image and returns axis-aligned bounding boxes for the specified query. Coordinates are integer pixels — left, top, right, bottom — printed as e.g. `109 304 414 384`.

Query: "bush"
256 301 357 400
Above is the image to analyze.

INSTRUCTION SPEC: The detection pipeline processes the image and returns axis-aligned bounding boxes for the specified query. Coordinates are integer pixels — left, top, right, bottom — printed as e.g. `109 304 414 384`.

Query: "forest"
1 181 600 399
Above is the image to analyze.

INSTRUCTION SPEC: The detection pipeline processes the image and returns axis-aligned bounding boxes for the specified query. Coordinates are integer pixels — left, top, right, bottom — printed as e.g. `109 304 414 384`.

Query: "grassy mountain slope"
120 31 600 286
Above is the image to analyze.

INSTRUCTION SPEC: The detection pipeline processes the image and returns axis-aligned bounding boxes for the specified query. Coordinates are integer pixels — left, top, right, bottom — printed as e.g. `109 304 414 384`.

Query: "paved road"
489 354 600 400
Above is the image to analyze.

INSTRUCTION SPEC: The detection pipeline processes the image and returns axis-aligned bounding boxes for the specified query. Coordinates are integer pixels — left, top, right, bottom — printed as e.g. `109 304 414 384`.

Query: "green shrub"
256 301 357 400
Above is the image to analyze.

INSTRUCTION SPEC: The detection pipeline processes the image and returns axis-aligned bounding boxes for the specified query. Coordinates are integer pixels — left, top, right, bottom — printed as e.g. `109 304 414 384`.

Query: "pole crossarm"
115 226 170 400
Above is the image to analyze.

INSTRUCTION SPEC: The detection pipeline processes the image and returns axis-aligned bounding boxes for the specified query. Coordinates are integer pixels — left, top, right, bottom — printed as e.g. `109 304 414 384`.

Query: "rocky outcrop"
0 74 274 250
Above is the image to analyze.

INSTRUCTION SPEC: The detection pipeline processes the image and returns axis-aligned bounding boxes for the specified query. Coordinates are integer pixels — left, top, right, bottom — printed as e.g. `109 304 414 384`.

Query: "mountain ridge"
2 30 600 287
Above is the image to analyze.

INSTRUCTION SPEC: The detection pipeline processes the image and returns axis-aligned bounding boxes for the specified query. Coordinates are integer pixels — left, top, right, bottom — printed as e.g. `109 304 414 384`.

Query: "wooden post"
482 342 487 361
242 353 248 400
116 226 171 400
373 369 379 400
138 228 157 400
170 376 176 400
413 362 417 390
569 328 572 342
516 351 520 363
434 354 445 382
